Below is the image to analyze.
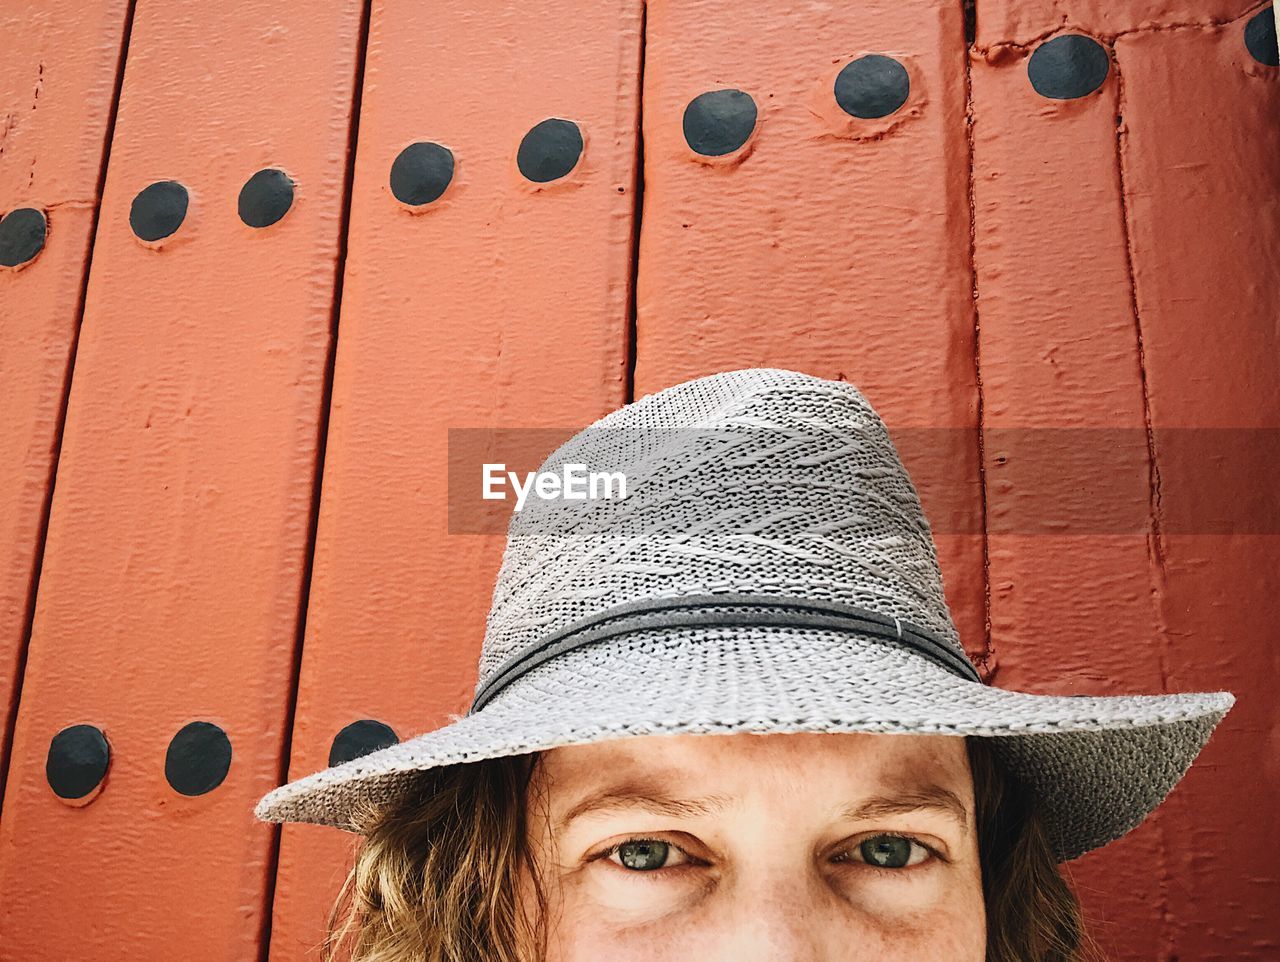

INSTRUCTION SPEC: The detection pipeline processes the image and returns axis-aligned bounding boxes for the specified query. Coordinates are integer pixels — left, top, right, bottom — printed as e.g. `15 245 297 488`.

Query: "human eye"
599 836 695 873
837 832 937 870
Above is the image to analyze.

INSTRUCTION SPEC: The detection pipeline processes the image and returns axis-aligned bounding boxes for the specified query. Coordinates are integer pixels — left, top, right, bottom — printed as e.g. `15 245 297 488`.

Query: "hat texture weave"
255 368 1233 861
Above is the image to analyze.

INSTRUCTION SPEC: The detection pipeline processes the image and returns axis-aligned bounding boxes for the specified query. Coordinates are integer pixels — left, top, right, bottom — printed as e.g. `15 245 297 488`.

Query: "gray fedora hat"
255 367 1234 861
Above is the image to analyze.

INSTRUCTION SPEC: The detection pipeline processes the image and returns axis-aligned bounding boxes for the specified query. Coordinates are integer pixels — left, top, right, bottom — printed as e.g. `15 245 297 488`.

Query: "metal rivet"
517 118 583 183
165 721 232 796
1028 35 1110 99
390 142 455 206
239 168 295 228
46 724 110 800
683 88 757 156
834 55 910 119
130 180 189 241
329 719 399 767
0 207 47 267
1244 8 1279 67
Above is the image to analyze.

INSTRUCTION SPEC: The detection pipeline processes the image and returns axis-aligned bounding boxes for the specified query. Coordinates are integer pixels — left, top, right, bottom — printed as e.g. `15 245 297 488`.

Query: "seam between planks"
0 0 139 821
255 0 376 958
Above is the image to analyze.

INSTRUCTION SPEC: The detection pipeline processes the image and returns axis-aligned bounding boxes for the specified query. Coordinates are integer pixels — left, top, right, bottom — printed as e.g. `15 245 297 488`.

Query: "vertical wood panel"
0 0 131 810
967 26 1172 960
971 5 1278 959
266 1 642 952
0 0 364 956
1109 16 1279 959
633 0 986 668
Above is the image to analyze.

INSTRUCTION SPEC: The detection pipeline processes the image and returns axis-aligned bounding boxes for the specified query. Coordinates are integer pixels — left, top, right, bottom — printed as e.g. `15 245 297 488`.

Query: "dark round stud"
834 55 911 119
329 719 400 767
1244 8 1279 67
238 168 295 228
390 142 455 206
516 118 583 183
129 180 189 241
165 721 232 796
1027 34 1110 99
682 89 758 156
0 207 47 267
45 724 110 799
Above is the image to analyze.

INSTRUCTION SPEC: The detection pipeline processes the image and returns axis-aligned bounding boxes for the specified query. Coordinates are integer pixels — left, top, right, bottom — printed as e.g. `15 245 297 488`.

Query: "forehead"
532 730 972 799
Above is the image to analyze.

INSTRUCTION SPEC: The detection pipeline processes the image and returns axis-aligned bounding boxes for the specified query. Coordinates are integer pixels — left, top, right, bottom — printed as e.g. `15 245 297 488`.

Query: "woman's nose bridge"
710 862 850 962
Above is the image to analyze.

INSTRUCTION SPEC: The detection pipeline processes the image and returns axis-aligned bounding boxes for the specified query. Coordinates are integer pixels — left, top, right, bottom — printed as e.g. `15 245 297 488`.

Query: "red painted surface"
0 0 364 956
968 21 1188 960
971 7 1278 959
266 1 642 955
1105 20 1279 957
976 0 1261 47
0 1 1275 959
0 0 130 808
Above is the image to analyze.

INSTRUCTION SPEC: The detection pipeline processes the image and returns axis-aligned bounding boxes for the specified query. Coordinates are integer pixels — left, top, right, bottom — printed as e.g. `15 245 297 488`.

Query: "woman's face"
520 731 984 962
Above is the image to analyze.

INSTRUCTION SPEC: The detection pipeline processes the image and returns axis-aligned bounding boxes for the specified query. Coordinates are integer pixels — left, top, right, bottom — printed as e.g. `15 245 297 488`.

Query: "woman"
256 368 1234 962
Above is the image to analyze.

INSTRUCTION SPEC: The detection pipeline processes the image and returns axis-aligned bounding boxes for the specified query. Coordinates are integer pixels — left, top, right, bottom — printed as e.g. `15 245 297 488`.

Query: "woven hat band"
467 593 982 714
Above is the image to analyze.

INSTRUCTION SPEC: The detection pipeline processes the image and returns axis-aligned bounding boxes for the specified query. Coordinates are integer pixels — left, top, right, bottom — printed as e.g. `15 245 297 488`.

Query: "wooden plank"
975 0 1261 50
967 25 1172 961
633 0 987 667
0 0 365 956
0 0 131 809
971 7 1279 958
1107 17 1279 959
265 1 642 953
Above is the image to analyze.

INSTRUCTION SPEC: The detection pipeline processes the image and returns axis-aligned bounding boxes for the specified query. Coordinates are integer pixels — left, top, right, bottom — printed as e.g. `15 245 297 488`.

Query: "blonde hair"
319 737 1100 962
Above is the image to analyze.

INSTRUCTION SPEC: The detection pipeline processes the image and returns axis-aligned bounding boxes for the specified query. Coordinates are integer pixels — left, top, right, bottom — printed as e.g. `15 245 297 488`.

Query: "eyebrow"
842 785 970 831
554 780 969 833
555 781 735 832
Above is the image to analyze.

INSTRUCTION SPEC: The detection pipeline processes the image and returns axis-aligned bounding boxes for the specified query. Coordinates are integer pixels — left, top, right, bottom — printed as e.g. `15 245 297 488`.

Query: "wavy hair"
317 736 1100 962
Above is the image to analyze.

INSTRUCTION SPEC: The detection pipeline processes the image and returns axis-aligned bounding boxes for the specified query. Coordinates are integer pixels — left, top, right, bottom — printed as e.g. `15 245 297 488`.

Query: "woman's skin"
520 731 985 962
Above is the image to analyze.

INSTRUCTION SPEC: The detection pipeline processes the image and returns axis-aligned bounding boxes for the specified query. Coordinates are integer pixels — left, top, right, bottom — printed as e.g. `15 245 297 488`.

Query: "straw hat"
255 368 1234 861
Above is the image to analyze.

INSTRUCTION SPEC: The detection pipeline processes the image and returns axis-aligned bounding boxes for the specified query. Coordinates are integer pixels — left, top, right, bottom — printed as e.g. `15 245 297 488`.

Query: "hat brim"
254 625 1234 862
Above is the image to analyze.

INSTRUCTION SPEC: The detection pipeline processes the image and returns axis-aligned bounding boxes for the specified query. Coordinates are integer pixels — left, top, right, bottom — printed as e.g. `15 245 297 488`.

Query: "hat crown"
477 368 964 689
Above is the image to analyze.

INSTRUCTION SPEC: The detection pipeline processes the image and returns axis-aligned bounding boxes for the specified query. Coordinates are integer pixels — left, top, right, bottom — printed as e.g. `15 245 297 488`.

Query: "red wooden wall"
0 1 1276 959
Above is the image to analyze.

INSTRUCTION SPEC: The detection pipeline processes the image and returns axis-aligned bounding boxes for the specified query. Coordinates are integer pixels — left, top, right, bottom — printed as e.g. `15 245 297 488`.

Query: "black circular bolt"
238 168 295 228
329 719 400 767
165 721 232 796
516 118 584 183
682 88 758 156
390 142 455 206
834 54 911 119
0 207 47 267
45 724 110 800
1028 34 1111 99
129 180 189 241
1244 8 1279 67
